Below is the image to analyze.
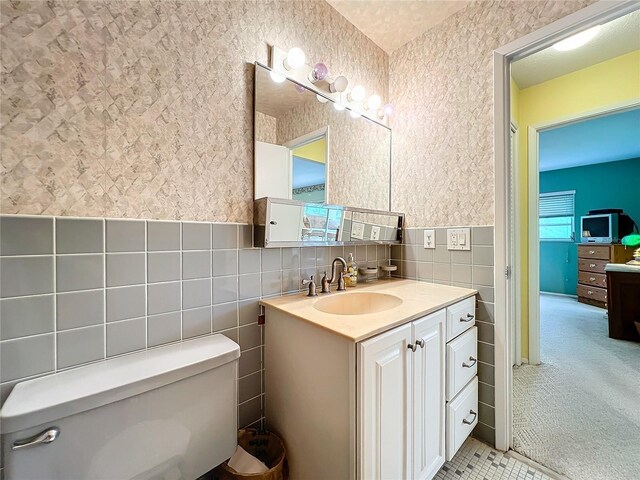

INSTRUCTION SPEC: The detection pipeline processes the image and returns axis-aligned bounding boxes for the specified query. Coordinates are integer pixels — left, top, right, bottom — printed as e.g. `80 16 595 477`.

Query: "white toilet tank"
0 334 240 480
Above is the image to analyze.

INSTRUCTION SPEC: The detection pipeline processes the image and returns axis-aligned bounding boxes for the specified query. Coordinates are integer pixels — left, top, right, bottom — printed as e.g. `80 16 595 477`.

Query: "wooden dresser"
577 244 634 308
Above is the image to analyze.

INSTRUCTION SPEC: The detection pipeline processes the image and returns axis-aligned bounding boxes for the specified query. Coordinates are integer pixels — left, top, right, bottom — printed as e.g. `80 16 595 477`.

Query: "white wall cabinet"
265 296 475 480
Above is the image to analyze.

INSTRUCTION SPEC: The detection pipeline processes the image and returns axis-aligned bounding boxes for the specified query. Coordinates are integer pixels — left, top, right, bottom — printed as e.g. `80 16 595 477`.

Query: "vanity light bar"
268 45 393 124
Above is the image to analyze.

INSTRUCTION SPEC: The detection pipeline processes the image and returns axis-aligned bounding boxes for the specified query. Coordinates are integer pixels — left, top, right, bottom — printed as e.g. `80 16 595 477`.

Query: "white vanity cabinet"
358 310 445 480
263 285 477 480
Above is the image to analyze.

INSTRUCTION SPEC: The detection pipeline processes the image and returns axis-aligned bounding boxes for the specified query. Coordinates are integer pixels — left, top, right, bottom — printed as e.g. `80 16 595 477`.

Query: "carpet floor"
513 294 640 479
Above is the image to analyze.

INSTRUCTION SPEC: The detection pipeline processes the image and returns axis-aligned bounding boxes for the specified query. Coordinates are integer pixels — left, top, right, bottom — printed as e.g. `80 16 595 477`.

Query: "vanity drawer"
578 258 608 274
578 271 607 288
446 296 476 342
578 244 610 260
446 376 478 461
446 327 477 401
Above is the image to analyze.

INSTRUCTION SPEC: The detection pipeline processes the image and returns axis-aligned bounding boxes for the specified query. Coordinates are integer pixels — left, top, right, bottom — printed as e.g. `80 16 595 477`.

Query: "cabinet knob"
415 339 425 348
462 410 477 425
589 277 595 282
407 343 418 352
589 250 595 255
588 290 593 295
589 263 596 268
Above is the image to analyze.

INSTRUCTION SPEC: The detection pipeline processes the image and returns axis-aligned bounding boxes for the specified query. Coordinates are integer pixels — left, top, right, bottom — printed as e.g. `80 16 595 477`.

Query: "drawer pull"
460 314 474 323
589 277 596 282
415 339 425 348
589 250 595 255
462 356 477 368
588 290 593 295
589 263 596 268
408 343 418 352
462 410 477 425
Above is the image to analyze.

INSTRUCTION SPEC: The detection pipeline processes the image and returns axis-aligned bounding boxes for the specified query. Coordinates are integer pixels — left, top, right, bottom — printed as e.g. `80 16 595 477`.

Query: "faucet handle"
321 271 330 294
302 275 317 297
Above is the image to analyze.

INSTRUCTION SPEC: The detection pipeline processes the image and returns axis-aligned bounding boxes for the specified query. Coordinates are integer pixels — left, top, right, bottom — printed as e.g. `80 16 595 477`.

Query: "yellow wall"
516 50 640 359
292 137 327 164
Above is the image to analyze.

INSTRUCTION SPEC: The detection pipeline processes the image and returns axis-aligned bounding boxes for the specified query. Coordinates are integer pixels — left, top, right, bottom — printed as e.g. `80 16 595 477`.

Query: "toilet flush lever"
12 427 60 450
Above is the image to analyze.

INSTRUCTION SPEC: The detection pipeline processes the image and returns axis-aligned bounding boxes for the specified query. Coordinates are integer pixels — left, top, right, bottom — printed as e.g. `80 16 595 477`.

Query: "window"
539 190 575 241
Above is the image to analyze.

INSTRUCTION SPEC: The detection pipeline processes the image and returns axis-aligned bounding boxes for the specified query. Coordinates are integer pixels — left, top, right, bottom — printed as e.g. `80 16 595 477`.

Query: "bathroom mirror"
254 63 392 211
254 197 403 247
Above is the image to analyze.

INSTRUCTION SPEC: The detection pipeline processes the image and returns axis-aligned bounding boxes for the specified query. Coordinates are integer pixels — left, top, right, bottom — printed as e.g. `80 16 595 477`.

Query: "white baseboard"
540 291 577 298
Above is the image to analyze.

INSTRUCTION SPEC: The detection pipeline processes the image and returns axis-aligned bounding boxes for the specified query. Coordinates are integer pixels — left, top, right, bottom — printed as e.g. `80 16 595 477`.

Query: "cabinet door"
412 310 446 480
358 324 412 480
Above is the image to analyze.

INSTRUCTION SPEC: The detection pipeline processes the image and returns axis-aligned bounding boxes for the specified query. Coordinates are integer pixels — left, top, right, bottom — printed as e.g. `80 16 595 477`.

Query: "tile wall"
0 214 389 429
391 226 496 445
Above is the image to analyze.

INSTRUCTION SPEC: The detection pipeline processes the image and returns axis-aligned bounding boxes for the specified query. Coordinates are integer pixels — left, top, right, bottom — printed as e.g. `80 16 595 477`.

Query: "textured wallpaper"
1 0 388 222
389 0 595 227
255 112 277 144
275 99 391 211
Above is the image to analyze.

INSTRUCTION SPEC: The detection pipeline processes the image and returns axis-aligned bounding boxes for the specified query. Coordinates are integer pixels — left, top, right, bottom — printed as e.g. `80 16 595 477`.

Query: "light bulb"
294 84 306 93
333 102 345 111
348 85 366 103
330 75 349 93
382 103 395 117
316 94 328 103
349 109 361 118
309 62 329 83
367 94 382 111
270 71 286 83
553 25 601 51
284 47 306 70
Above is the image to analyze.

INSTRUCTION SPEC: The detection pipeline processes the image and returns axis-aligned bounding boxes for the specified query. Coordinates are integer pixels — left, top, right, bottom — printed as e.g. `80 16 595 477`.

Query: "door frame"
492 0 640 451
284 126 330 202
527 100 640 365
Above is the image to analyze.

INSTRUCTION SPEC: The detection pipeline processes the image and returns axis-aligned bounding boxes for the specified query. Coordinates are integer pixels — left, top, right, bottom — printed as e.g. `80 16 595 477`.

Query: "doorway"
494 3 640 478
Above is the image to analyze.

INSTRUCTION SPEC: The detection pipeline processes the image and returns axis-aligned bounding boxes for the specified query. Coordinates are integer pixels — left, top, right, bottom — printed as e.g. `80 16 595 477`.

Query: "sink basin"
314 292 403 315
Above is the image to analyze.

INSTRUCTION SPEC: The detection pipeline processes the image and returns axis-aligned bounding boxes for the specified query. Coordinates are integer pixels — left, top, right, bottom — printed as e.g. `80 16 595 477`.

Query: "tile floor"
513 294 640 480
437 438 555 479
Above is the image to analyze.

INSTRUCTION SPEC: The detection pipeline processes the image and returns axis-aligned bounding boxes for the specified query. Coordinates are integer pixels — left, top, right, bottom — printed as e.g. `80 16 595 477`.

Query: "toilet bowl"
0 334 240 480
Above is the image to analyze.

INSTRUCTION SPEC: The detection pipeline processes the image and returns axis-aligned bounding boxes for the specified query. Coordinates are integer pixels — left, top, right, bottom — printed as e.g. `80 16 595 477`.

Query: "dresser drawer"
446 327 477 401
577 284 607 303
578 258 608 274
578 271 607 289
446 296 476 342
446 377 478 461
578 244 610 260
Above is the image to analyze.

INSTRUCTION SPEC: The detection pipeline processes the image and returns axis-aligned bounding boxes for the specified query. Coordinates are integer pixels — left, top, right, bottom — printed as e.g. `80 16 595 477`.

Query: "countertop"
260 279 477 342
605 262 640 273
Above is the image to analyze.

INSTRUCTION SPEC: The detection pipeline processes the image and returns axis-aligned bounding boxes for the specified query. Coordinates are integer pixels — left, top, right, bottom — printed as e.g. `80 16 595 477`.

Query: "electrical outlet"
423 229 435 249
447 228 471 250
371 226 381 241
352 222 365 240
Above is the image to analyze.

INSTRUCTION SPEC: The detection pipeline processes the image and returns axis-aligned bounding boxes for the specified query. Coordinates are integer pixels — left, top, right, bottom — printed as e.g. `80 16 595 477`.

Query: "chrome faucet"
322 257 347 293
302 275 318 297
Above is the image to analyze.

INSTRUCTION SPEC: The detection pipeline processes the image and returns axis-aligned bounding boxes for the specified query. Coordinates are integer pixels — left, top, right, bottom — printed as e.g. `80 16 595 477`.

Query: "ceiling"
539 108 640 172
512 9 640 89
326 0 469 54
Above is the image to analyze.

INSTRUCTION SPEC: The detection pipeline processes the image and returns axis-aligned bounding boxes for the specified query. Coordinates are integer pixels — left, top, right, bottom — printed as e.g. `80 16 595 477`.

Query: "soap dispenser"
345 252 358 287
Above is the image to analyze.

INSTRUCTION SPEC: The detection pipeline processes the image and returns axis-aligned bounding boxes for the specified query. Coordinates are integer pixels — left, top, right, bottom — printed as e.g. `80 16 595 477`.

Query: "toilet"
0 334 240 480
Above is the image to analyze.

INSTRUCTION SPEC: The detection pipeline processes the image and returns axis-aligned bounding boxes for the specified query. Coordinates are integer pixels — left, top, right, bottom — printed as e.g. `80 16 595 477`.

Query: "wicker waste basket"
213 429 287 480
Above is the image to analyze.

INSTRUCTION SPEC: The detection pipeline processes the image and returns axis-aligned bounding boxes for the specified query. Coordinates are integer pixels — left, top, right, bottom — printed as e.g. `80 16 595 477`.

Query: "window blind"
539 191 575 218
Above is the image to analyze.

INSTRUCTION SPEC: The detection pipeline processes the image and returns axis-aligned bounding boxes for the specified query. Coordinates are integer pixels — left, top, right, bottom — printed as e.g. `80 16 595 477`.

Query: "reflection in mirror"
254 63 392 211
254 198 403 247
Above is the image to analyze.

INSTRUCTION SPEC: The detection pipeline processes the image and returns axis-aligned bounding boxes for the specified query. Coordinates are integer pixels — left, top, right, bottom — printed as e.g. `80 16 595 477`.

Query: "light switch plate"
423 229 435 249
447 228 471 250
370 226 381 241
352 222 365 240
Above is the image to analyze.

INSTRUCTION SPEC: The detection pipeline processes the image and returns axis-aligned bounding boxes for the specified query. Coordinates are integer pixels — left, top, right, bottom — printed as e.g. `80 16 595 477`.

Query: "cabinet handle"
588 290 593 295
460 314 474 323
12 427 60 451
415 339 425 348
462 410 477 425
408 343 418 352
462 356 477 368
589 277 596 282
589 263 596 268
589 250 595 255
